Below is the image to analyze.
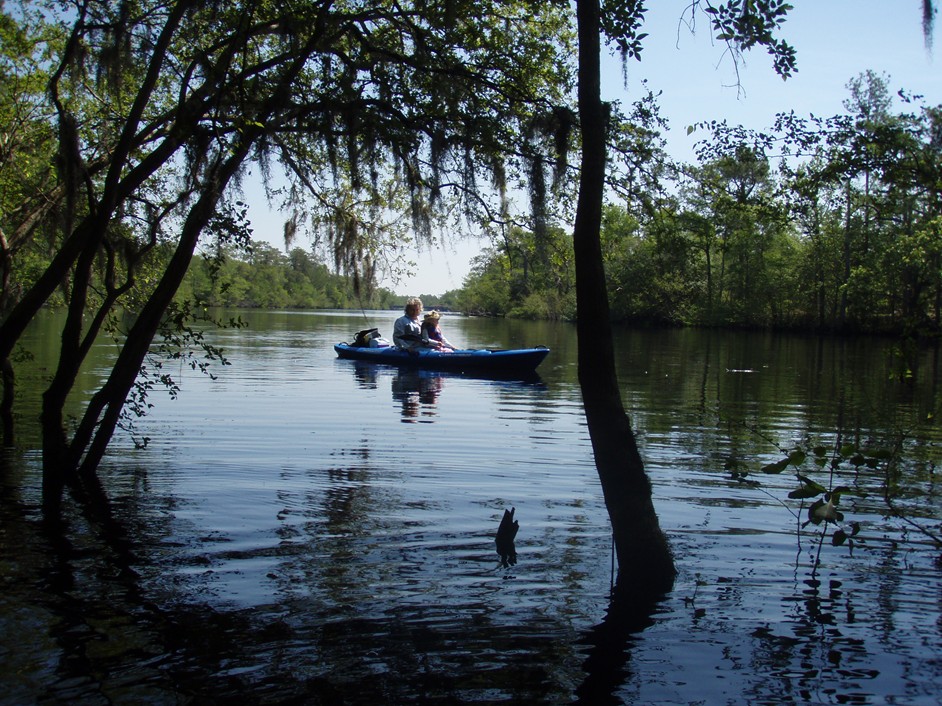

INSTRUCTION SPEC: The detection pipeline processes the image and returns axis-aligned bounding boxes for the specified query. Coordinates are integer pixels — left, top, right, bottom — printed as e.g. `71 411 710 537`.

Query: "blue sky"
623 0 940 162
248 2 940 297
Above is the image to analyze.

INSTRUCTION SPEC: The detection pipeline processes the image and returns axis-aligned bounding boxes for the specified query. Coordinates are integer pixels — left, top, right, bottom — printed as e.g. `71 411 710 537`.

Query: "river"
1 309 940 704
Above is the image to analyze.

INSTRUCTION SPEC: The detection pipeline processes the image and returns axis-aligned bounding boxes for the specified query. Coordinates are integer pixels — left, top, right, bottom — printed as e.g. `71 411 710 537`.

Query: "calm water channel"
2 309 941 704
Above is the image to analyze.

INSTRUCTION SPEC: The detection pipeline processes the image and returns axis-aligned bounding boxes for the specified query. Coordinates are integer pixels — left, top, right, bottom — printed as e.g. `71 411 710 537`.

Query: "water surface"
1 310 940 704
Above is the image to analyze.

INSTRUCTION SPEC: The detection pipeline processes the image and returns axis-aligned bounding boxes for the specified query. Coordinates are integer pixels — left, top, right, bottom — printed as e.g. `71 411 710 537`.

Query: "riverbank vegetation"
179 242 401 310
456 71 941 336
163 72 939 337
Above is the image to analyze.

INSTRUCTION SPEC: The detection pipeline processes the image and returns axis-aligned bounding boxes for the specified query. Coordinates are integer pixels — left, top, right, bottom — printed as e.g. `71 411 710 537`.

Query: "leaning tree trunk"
573 0 674 602
70 23 325 481
73 147 250 478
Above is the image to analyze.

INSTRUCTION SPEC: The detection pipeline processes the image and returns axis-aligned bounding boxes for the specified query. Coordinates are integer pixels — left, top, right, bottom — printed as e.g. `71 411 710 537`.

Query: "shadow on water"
0 452 169 703
1 446 610 703
3 475 913 705
340 358 546 423
2 446 652 704
341 357 546 387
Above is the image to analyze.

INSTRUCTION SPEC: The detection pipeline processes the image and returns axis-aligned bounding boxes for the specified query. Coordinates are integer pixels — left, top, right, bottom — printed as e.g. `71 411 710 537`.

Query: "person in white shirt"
392 297 424 351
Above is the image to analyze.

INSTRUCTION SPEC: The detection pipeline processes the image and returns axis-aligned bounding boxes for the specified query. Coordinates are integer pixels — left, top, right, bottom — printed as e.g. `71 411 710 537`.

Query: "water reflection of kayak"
334 342 550 373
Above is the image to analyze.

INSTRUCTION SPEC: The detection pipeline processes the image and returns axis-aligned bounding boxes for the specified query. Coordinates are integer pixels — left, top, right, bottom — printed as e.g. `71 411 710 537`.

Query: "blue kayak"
334 342 550 373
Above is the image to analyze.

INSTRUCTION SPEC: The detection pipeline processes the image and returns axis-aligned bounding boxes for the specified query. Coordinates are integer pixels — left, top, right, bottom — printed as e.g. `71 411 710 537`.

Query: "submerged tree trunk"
573 0 674 603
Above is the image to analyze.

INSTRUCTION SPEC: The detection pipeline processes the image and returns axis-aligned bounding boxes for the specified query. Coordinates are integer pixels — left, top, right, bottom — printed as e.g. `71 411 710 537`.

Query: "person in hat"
421 310 455 351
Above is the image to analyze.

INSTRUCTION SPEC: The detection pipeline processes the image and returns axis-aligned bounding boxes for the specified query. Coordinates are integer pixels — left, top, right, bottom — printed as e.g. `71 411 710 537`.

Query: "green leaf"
761 458 790 473
832 529 848 546
839 443 856 459
788 450 807 465
797 475 827 493
788 486 822 500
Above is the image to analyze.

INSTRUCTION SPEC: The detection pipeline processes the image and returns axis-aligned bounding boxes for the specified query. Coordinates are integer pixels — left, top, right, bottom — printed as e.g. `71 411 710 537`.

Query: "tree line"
181 241 400 310
171 68 939 339
457 71 941 335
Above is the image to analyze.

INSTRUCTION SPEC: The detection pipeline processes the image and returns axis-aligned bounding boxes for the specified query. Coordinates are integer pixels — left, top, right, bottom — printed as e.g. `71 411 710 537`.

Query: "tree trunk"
574 0 674 603
704 243 714 321
41 208 108 486
840 181 852 328
0 219 97 363
934 251 941 328
1 2 195 489
68 21 324 481
75 147 250 477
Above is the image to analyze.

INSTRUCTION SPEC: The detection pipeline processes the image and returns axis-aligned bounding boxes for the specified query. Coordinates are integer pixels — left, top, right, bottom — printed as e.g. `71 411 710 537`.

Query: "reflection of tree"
739 576 885 705
0 453 185 702
575 585 657 705
391 369 444 423
268 444 403 617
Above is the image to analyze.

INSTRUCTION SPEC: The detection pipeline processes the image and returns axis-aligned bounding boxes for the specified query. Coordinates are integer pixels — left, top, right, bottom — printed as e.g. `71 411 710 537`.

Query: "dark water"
2 310 940 704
